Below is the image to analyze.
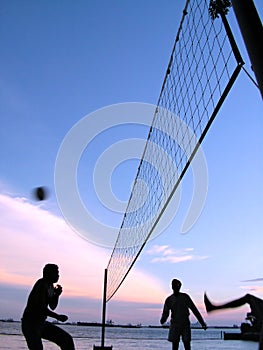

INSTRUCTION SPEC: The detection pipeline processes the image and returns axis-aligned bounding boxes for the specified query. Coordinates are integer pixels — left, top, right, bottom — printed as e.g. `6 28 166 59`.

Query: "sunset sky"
1 0 262 327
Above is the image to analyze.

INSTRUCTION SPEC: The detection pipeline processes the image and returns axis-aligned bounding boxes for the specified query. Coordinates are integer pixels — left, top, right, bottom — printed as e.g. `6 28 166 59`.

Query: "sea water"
0 321 258 350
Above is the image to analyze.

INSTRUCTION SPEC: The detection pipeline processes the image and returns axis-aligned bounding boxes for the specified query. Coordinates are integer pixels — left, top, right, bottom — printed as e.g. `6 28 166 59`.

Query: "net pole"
93 270 112 350
101 268 107 348
231 0 263 98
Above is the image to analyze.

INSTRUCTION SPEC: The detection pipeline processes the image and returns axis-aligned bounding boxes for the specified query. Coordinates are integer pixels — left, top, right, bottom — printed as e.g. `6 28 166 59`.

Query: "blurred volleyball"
33 186 48 201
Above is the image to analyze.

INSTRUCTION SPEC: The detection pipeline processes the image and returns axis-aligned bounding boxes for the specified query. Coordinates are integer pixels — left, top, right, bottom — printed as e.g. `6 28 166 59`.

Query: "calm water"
0 321 258 350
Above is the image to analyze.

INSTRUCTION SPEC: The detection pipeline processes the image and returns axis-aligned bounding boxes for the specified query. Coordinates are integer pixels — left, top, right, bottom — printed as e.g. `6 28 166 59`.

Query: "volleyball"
33 186 48 201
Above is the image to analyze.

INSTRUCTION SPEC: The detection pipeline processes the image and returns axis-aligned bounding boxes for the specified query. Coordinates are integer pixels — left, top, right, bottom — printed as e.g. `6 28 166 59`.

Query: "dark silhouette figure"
160 279 207 350
204 293 263 350
241 312 261 334
21 264 75 350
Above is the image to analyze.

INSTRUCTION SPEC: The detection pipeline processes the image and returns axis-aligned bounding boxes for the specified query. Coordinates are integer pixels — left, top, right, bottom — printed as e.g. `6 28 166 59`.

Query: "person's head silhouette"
43 264 59 283
172 279 182 295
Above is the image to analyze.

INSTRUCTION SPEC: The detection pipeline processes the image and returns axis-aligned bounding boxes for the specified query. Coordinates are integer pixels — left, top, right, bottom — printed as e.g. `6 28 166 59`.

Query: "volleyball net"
106 0 244 302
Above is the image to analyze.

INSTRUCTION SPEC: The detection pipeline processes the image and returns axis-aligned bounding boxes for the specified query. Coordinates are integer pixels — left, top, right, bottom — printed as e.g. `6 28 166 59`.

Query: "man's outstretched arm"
188 296 207 329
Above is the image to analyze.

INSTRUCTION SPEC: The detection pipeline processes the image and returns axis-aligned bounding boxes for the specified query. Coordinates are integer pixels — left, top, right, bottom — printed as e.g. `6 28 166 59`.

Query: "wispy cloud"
146 244 209 264
241 278 263 282
240 285 263 293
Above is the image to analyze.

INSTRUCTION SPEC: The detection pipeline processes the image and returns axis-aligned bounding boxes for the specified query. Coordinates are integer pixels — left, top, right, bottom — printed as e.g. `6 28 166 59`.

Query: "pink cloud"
0 193 167 305
0 193 109 298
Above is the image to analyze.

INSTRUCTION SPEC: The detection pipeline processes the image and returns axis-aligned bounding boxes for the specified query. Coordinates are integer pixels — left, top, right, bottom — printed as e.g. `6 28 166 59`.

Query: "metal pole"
93 269 112 350
231 0 263 99
101 268 107 348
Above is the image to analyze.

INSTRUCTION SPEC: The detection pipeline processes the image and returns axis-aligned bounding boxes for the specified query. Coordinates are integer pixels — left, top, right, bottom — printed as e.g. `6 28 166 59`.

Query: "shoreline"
0 319 240 330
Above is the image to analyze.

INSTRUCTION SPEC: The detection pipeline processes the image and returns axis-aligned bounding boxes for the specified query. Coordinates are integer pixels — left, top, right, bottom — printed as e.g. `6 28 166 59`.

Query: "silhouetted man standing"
21 263 75 350
160 279 207 350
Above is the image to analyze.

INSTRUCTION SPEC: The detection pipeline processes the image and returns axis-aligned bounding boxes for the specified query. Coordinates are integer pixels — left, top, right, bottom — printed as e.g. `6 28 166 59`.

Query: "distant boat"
120 323 142 328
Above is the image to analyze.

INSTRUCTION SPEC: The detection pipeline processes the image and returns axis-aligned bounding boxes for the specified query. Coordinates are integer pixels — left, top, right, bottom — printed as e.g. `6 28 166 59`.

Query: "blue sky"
0 0 262 327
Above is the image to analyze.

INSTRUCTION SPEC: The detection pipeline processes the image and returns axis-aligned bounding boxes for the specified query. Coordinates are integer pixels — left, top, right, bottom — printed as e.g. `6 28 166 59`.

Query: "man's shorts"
168 319 191 343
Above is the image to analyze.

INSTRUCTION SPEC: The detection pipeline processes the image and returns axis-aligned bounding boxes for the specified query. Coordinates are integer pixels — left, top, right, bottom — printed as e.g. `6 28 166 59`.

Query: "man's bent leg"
21 320 44 350
42 321 75 350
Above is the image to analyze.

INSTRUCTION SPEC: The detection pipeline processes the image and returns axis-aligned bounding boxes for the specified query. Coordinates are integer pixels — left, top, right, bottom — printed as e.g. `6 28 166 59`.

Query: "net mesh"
106 0 243 302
